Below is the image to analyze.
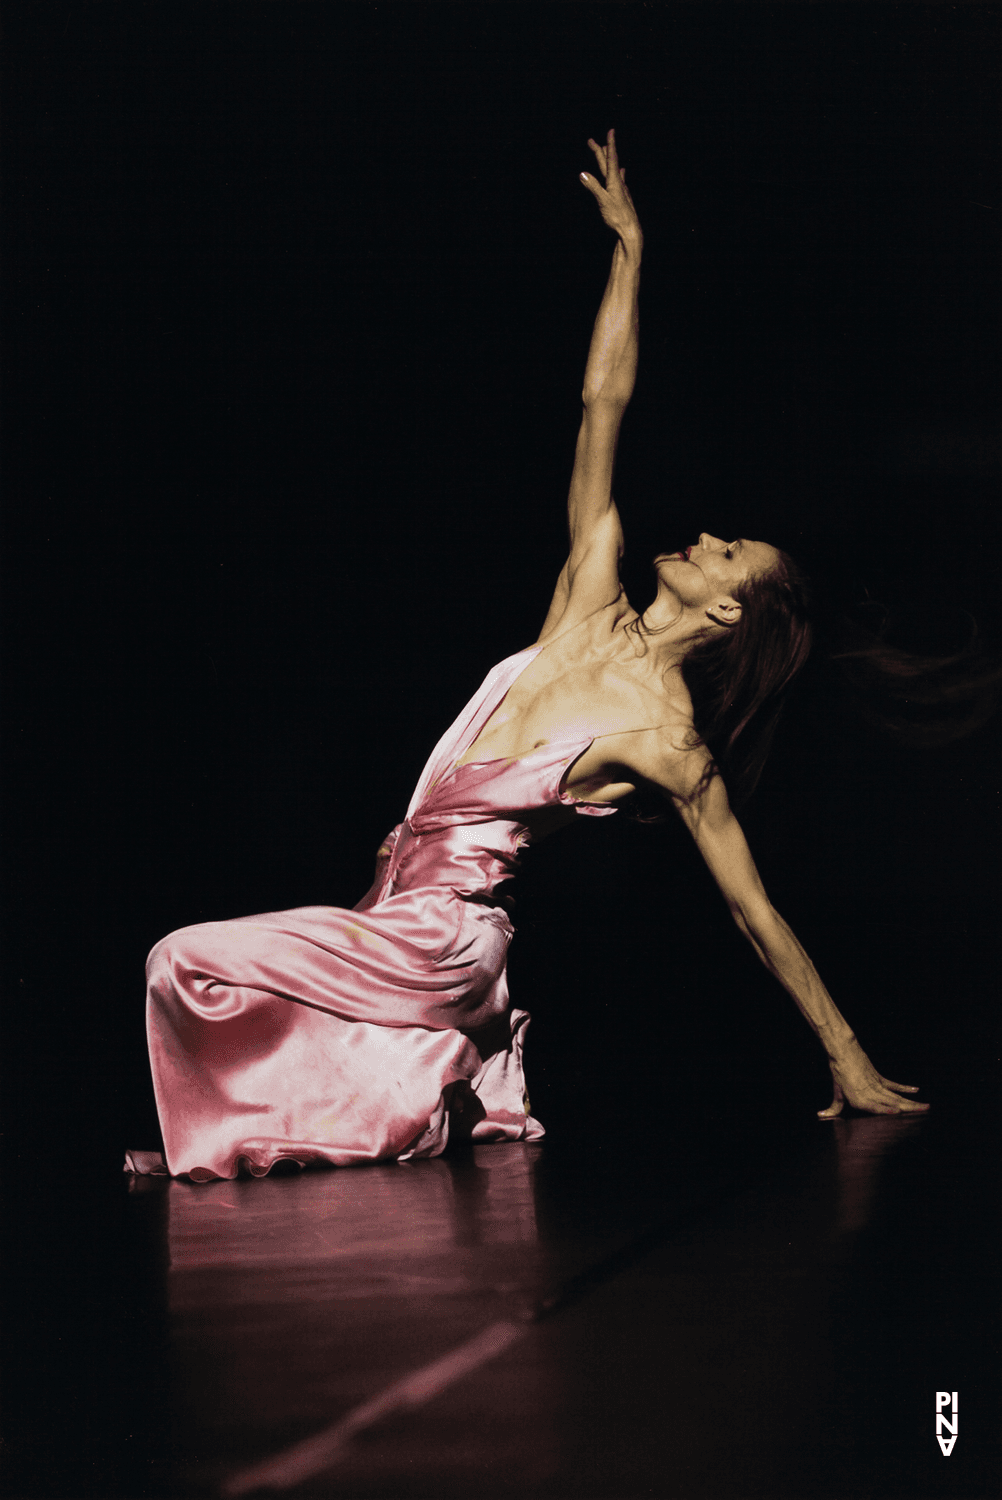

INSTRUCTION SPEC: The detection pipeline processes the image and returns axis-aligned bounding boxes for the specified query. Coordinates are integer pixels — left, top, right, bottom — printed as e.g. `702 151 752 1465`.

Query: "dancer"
140 132 927 1183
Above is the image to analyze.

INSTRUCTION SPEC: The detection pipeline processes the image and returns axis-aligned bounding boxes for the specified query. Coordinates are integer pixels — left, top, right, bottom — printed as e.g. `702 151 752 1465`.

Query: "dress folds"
143 646 616 1180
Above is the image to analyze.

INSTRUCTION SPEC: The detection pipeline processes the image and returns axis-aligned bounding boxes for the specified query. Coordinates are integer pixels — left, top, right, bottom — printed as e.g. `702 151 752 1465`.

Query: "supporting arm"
670 765 930 1118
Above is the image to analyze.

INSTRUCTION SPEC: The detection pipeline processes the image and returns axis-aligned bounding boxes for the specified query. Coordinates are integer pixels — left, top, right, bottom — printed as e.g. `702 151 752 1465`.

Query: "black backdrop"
4 3 1000 1179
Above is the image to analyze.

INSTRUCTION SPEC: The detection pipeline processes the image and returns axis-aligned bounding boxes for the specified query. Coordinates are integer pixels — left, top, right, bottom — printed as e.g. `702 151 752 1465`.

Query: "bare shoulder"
536 541 633 648
630 718 716 811
537 587 637 655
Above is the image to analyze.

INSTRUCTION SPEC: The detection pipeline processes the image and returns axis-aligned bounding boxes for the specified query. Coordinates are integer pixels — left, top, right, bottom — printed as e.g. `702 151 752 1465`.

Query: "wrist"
617 233 643 264
818 1024 857 1061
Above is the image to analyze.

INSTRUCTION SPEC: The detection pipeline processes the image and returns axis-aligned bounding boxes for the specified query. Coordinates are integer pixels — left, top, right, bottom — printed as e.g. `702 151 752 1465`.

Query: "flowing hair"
628 550 813 811
624 549 999 822
831 605 1002 746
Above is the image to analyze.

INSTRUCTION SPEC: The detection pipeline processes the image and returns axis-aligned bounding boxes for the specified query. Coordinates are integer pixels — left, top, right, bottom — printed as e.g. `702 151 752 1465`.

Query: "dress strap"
588 722 676 741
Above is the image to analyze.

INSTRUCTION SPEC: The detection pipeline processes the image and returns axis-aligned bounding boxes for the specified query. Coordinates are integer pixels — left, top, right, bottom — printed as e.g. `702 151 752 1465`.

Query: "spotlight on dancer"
130 130 930 1185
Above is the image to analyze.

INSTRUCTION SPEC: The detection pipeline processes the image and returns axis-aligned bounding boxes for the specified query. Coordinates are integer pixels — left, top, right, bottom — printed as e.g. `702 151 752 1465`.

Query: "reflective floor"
5 1103 999 1499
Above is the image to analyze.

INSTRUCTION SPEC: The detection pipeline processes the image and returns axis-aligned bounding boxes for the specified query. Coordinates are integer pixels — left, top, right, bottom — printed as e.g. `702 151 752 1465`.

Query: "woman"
140 131 927 1183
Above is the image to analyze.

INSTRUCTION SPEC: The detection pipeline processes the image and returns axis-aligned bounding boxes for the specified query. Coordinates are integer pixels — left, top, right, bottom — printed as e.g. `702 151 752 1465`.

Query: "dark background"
2 2 1000 1494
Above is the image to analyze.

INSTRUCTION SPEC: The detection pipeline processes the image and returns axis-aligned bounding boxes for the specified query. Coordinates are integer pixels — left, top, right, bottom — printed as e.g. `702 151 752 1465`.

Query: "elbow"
729 904 753 942
581 386 629 414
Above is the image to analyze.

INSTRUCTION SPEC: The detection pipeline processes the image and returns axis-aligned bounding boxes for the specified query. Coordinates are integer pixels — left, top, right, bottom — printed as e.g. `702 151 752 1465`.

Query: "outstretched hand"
580 129 643 252
819 1036 930 1118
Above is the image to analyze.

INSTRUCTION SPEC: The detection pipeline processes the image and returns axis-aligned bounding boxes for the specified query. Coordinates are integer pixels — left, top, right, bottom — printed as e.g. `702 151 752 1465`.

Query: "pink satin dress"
145 646 617 1181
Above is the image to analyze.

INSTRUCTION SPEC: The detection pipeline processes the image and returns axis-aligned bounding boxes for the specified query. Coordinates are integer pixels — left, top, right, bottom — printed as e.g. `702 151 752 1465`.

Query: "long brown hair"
628 550 813 810
628 551 999 818
680 551 813 804
832 605 1002 747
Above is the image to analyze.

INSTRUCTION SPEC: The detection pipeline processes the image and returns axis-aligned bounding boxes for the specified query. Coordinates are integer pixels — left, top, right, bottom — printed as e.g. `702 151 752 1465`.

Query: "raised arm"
538 130 644 644
670 766 930 1118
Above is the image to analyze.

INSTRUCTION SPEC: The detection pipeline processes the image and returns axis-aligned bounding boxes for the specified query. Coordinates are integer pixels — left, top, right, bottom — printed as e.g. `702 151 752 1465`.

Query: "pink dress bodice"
361 646 616 915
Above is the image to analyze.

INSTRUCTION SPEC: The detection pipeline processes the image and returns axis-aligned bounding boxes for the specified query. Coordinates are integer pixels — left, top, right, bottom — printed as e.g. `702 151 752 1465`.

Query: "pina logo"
936 1391 958 1456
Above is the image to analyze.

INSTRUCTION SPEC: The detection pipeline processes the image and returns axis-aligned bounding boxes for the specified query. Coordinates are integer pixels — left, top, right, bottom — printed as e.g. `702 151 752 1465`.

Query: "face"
654 533 780 601
650 533 781 628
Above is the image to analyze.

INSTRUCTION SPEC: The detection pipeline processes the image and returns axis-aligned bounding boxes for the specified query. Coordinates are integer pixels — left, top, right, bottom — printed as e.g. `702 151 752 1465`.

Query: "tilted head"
649 533 783 632
639 534 813 802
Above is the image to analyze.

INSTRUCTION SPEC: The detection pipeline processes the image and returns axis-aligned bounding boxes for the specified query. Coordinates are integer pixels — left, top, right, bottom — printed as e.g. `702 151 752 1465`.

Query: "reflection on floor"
144 1111 999 1499
165 1147 554 1493
5 1105 997 1498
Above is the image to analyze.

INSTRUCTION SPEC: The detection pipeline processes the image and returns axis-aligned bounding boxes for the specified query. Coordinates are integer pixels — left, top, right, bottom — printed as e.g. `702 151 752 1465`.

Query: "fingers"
605 127 620 180
818 1079 845 1119
586 137 608 181
868 1094 926 1114
585 131 624 191
827 1086 930 1117
876 1077 929 1110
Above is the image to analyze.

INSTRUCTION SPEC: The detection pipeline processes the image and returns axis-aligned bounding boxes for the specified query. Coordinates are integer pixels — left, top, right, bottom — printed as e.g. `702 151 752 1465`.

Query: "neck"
612 605 709 678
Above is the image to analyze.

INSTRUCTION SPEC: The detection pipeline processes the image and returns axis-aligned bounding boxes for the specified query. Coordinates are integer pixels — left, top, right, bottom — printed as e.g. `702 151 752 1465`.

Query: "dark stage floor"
4 1100 998 1500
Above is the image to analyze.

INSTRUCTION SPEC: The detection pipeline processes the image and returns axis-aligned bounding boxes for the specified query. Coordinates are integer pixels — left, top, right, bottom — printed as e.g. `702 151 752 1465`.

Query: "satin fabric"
145 646 617 1181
